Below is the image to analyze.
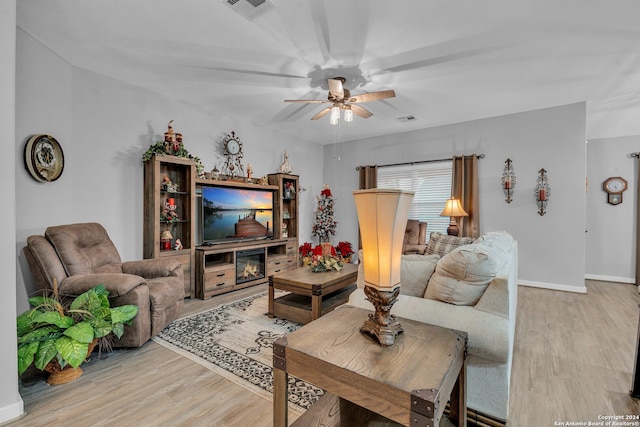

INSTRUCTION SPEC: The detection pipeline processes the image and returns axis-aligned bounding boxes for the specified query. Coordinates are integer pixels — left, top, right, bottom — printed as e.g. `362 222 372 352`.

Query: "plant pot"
44 338 98 386
45 365 84 386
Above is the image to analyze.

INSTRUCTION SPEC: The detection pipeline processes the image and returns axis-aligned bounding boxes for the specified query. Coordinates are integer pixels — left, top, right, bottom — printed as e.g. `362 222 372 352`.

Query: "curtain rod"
355 153 485 171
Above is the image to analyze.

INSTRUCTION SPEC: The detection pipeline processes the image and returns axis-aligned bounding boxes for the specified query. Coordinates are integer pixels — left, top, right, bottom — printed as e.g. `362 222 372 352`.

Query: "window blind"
377 161 452 237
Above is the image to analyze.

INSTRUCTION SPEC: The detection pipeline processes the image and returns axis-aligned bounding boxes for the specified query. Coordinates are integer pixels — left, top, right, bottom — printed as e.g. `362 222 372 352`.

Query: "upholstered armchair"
22 222 184 347
403 219 428 255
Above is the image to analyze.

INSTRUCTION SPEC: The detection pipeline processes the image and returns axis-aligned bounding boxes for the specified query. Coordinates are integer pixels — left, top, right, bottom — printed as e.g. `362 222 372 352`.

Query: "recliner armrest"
59 273 146 298
122 258 182 280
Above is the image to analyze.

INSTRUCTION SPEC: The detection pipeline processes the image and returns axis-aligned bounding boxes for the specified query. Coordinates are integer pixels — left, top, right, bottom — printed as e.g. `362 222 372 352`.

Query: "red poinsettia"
299 242 314 257
335 241 353 258
320 187 332 197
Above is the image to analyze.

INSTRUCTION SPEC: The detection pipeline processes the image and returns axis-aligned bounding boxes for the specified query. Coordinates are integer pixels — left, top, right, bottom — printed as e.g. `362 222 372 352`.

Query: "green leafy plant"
16 281 138 375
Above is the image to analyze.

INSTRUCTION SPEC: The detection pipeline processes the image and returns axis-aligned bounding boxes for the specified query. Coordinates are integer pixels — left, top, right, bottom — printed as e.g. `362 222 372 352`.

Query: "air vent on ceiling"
223 0 276 21
398 115 417 122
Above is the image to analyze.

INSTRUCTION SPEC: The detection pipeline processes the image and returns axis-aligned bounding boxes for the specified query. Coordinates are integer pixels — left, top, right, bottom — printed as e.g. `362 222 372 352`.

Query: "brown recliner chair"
22 222 184 347
403 219 428 254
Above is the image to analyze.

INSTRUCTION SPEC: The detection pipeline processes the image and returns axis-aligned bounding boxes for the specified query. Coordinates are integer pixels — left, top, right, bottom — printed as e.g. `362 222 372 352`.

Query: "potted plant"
17 280 138 385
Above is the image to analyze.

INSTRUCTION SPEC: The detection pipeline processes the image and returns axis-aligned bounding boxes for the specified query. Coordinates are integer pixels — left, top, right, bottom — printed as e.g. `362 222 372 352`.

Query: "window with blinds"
376 161 452 237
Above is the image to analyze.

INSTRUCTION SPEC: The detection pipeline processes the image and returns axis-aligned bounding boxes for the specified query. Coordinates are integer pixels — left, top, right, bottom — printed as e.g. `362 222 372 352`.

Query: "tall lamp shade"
353 189 414 346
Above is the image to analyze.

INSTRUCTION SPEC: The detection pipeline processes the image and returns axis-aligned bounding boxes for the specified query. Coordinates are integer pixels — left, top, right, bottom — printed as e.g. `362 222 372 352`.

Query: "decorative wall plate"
24 134 65 182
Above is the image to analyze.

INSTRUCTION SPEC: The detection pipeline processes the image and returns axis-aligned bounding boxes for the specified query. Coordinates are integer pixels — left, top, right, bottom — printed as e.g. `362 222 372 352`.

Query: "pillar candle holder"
502 158 516 203
534 168 550 216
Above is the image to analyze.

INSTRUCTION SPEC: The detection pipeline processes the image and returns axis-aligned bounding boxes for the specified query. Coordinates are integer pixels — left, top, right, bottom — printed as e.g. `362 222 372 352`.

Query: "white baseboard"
0 399 24 424
584 274 635 284
518 280 587 294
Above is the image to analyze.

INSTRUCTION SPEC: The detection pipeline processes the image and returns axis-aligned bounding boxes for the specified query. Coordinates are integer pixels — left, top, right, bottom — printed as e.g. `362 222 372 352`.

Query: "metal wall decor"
501 158 516 203
534 168 550 216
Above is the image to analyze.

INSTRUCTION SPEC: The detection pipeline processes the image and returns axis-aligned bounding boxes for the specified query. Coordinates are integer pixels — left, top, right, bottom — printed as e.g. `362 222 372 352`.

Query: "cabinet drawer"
204 268 235 293
268 255 288 276
285 242 298 255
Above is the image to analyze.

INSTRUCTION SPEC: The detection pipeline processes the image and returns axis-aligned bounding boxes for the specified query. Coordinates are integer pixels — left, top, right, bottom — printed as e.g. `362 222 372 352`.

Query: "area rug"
152 292 324 415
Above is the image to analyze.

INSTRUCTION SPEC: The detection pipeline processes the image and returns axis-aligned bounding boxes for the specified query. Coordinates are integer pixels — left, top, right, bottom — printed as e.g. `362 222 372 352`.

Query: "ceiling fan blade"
328 78 344 100
311 107 332 120
350 104 373 119
284 99 329 104
349 90 396 103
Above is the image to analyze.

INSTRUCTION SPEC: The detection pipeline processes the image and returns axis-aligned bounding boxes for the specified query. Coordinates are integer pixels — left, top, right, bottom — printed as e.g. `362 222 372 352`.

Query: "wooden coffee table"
267 263 357 324
273 306 468 427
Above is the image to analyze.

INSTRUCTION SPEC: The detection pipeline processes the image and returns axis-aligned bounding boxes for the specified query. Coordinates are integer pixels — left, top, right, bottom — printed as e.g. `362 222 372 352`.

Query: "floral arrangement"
308 243 343 272
299 241 353 272
311 185 337 241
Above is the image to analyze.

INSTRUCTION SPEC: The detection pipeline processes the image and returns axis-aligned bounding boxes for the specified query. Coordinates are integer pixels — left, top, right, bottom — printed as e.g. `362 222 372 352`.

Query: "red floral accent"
320 188 332 197
299 242 314 257
335 241 354 258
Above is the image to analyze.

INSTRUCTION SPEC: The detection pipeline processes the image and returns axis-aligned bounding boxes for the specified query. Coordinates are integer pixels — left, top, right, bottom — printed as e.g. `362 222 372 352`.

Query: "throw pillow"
424 243 498 305
425 232 474 257
399 254 440 297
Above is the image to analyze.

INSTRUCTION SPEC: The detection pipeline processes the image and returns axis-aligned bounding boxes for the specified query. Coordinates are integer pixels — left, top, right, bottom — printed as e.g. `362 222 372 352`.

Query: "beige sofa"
347 231 517 422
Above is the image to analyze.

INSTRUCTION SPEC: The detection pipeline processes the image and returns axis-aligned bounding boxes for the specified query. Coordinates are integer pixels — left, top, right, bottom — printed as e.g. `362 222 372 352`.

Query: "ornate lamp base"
361 285 403 346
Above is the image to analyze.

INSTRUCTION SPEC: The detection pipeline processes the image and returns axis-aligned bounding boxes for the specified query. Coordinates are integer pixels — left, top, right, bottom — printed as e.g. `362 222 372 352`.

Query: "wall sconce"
534 168 550 216
353 189 414 346
502 158 516 203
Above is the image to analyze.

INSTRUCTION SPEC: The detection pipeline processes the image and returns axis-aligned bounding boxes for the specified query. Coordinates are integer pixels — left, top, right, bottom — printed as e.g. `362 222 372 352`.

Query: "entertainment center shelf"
143 154 299 300
195 238 297 299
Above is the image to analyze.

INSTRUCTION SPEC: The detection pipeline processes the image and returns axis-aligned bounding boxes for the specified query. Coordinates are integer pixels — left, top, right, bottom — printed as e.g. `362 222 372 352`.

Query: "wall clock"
603 176 627 205
221 131 244 179
24 134 65 182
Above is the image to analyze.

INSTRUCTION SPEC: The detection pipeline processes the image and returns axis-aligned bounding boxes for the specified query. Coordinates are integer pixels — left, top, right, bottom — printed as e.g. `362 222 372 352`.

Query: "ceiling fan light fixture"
330 106 340 125
343 108 353 123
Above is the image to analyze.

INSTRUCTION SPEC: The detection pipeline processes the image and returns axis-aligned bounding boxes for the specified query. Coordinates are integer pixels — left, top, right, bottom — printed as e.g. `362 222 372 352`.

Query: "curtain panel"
452 155 480 238
358 165 378 190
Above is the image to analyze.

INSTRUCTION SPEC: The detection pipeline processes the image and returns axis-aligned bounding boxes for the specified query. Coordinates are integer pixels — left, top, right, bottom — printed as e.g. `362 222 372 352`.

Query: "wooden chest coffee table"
273 306 468 427
268 263 357 324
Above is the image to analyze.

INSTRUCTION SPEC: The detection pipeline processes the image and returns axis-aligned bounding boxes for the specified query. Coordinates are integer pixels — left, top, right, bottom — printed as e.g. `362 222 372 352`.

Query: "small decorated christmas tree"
311 185 337 243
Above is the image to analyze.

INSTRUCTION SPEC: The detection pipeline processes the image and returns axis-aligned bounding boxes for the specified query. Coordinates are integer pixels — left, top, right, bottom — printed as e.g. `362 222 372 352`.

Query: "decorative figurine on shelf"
279 150 292 174
284 181 295 199
163 120 182 154
162 176 178 192
247 163 253 181
161 230 173 251
281 222 288 238
161 199 179 222
259 175 269 186
174 239 183 251
211 165 220 180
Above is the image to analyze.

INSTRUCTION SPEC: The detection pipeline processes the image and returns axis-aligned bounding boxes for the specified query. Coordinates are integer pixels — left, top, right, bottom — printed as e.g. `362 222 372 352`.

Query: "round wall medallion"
24 134 65 182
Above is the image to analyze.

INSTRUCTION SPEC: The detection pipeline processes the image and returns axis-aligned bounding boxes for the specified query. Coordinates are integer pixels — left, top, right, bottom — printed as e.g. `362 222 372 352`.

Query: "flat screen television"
200 185 274 244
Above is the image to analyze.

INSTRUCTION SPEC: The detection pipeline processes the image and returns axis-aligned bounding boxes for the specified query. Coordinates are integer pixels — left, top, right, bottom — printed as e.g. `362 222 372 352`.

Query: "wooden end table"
273 306 468 427
268 263 357 324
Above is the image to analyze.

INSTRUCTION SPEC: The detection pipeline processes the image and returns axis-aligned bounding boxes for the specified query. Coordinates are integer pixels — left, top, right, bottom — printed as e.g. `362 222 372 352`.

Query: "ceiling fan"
285 77 396 123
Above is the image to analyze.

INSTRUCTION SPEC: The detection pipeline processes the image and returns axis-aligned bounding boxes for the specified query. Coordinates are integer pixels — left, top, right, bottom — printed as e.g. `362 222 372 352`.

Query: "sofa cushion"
425 243 498 305
399 254 440 297
425 232 474 257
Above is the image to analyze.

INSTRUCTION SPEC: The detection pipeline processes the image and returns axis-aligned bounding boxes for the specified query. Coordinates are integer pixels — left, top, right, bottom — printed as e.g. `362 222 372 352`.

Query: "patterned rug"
152 292 324 415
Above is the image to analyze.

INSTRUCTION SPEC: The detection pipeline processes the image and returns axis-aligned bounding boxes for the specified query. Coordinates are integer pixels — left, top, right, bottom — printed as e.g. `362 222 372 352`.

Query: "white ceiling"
16 0 640 145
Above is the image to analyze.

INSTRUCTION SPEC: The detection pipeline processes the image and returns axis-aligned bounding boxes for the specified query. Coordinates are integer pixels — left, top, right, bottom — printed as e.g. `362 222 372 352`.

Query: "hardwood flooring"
5 281 640 426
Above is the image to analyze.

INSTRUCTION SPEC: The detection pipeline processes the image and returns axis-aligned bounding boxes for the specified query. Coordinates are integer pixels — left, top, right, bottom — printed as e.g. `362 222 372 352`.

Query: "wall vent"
223 0 276 21
398 115 417 122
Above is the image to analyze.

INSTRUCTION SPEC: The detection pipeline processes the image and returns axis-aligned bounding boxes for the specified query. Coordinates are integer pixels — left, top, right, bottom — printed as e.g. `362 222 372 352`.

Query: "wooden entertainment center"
143 154 299 299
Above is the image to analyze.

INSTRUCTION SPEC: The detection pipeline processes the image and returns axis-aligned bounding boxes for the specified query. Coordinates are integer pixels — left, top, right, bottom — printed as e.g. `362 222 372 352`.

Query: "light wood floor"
5 281 640 426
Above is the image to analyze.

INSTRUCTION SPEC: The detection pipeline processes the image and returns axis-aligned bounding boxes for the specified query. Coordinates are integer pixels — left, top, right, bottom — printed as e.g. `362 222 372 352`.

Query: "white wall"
325 103 588 293
585 136 639 283
15 29 324 312
2 1 24 424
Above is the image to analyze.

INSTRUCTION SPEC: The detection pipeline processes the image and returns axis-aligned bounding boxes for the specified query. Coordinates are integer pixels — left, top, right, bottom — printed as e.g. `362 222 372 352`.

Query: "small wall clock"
603 176 628 205
221 131 244 179
24 134 65 182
